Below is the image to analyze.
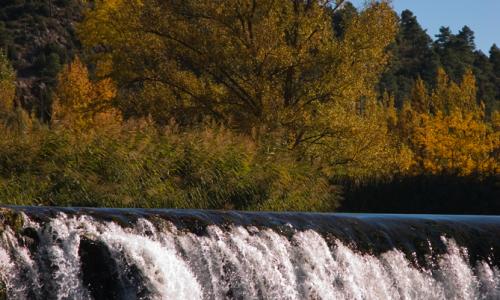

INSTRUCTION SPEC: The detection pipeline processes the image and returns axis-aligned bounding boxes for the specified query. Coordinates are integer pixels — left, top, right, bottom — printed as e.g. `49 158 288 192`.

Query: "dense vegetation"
0 0 83 121
0 1 498 212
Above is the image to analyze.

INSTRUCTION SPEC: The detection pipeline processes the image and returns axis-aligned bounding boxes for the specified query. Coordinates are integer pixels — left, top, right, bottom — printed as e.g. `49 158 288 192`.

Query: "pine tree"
473 51 496 115
491 44 500 74
490 44 500 111
379 10 438 106
434 26 476 82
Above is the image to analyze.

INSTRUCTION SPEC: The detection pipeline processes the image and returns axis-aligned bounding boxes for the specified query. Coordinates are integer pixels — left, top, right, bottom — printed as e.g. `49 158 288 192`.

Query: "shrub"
0 121 340 211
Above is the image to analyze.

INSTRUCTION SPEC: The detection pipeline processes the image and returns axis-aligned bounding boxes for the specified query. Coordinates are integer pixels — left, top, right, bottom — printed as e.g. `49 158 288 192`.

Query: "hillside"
0 0 83 121
1 2 498 121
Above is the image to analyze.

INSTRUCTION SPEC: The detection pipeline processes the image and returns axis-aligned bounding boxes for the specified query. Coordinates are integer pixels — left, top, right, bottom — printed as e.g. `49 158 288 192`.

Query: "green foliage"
435 26 476 82
379 10 439 107
490 44 500 112
0 122 339 211
41 52 61 78
380 9 499 116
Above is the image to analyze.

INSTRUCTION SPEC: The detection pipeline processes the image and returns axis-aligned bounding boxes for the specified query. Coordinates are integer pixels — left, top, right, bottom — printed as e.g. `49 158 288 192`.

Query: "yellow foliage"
400 68 499 176
52 56 120 130
429 67 480 116
410 77 429 114
413 110 498 176
397 100 416 145
458 69 478 113
79 0 399 178
383 91 398 130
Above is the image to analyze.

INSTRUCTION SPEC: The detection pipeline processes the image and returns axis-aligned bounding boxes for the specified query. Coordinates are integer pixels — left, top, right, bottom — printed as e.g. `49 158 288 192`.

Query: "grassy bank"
0 120 338 211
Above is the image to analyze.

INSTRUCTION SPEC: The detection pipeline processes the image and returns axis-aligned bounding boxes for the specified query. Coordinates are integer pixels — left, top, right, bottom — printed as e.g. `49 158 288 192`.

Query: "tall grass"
0 120 340 211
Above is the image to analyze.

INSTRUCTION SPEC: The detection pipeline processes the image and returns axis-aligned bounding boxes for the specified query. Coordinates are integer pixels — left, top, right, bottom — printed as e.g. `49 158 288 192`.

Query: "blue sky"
348 0 500 54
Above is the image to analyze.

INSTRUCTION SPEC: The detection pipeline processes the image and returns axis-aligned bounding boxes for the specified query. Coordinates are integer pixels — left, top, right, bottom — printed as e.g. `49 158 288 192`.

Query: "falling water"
0 207 499 299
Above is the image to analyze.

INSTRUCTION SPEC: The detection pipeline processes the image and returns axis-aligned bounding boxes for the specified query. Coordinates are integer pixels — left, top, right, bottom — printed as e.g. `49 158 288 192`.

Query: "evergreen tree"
434 26 454 56
490 44 500 111
379 10 438 107
473 51 496 115
434 26 476 82
491 44 500 74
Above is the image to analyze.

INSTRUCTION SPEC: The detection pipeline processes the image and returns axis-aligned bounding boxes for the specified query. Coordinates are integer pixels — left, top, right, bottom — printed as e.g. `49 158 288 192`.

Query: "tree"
0 51 16 114
382 91 397 130
429 67 461 114
473 50 496 116
490 44 500 111
0 50 34 132
331 1 358 38
457 69 478 113
52 56 119 129
412 110 498 176
379 10 438 106
79 0 399 178
396 100 415 146
491 44 500 75
434 26 476 83
410 77 429 113
407 69 498 176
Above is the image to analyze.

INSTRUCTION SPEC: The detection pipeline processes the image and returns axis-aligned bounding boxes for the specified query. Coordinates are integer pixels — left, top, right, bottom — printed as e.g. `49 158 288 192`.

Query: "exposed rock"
0 279 6 300
79 236 149 300
0 0 85 121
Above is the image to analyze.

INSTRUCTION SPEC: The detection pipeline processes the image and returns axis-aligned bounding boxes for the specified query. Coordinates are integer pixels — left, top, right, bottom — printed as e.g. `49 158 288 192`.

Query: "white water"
0 213 499 299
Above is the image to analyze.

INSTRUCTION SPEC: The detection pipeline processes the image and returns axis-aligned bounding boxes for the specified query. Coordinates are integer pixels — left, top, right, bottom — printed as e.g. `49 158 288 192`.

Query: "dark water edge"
3 205 500 269
340 175 500 214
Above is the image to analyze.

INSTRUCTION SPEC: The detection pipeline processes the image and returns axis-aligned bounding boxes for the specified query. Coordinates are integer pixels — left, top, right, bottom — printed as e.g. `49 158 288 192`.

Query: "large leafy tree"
79 0 400 178
412 110 498 176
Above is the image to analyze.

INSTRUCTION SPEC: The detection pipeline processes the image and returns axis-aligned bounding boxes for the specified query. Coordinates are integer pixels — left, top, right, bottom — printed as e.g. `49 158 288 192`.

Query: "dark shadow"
339 175 500 215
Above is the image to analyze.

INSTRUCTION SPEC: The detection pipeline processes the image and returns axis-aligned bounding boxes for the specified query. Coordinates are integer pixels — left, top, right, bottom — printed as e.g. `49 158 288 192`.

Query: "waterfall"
0 207 499 299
